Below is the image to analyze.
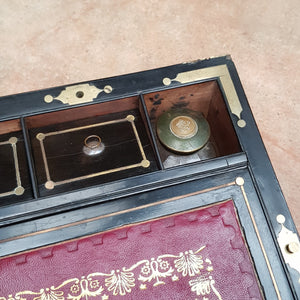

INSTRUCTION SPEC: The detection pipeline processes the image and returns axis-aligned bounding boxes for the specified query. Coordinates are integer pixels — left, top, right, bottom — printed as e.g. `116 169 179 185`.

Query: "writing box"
0 56 299 299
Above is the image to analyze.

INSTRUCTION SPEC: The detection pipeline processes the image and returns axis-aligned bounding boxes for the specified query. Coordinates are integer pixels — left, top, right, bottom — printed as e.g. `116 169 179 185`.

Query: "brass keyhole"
76 91 84 98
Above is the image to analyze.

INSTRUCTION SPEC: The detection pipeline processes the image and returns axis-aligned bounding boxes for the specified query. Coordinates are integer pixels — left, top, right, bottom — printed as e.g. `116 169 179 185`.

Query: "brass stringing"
0 137 25 197
1 245 223 299
37 115 150 190
236 177 281 300
162 64 246 128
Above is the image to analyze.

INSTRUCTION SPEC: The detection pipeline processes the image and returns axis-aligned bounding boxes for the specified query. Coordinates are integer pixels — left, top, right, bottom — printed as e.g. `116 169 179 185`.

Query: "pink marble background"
0 1 299 231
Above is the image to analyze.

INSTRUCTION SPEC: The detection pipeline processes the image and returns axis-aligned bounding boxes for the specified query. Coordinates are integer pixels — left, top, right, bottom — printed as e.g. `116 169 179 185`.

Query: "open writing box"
0 56 299 299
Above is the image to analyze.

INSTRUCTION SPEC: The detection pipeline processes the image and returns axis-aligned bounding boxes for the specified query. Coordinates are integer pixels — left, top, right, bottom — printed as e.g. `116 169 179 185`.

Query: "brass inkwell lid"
157 109 210 154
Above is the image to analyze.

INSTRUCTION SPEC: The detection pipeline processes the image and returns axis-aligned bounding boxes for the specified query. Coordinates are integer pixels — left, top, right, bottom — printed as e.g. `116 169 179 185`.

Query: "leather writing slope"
0 201 262 299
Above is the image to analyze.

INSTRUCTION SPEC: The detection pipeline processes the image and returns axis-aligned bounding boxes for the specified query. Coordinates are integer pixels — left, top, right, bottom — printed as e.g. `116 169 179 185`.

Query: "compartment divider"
139 94 164 170
21 117 39 199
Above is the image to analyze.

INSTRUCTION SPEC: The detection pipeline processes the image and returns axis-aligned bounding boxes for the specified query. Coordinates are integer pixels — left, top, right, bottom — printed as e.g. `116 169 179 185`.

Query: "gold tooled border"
163 64 246 128
36 115 150 190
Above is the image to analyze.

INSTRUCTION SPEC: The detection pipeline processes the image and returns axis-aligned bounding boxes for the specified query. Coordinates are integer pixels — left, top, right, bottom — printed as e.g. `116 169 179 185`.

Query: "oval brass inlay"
170 116 198 139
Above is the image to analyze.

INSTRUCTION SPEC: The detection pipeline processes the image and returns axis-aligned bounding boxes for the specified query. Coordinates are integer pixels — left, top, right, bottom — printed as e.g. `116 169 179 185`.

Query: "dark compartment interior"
26 96 159 197
0 119 32 205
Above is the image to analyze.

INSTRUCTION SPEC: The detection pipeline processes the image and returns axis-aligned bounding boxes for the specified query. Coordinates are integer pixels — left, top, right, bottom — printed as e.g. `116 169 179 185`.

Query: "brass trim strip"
38 138 51 182
163 64 246 128
236 177 281 300
45 118 125 137
36 115 150 190
0 181 235 244
12 142 21 187
55 163 144 186
0 137 24 197
0 190 15 197
128 116 147 161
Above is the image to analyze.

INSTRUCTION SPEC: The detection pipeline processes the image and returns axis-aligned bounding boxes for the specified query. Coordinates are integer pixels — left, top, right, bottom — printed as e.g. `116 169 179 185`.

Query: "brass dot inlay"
235 177 245 186
14 186 25 196
237 119 246 128
8 137 18 144
44 95 53 103
163 78 172 86
104 85 113 93
286 242 300 254
170 116 198 139
126 115 135 122
45 181 55 190
276 214 286 224
36 133 45 141
141 160 150 168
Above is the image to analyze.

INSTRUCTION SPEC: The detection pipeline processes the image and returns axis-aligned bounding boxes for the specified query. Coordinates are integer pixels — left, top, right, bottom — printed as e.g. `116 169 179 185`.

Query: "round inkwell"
156 109 210 154
83 135 105 156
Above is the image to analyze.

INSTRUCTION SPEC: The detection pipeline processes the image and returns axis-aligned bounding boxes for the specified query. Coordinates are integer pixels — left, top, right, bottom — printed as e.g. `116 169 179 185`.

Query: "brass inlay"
0 137 25 198
236 177 281 300
37 115 150 190
163 65 246 128
44 83 113 105
0 245 224 299
276 214 300 282
0 182 235 244
170 116 198 139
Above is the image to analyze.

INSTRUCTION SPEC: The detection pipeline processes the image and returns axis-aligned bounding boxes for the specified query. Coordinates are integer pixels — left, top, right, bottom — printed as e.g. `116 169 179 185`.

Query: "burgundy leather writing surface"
0 200 262 299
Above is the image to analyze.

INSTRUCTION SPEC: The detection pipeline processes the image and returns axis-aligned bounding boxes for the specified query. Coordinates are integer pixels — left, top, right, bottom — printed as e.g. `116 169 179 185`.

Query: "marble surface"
0 0 299 231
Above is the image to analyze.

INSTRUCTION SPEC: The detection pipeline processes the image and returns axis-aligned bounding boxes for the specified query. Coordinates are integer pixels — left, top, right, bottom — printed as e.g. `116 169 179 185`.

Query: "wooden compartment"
143 80 241 168
26 96 159 197
0 119 32 205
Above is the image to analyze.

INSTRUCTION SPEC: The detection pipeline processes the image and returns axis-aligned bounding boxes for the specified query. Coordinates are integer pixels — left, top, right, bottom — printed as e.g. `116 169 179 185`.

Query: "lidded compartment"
143 80 241 168
26 96 159 196
0 119 32 204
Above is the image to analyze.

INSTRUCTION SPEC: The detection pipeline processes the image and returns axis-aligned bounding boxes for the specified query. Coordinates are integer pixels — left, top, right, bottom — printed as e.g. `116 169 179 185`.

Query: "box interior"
25 96 159 197
143 80 241 168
